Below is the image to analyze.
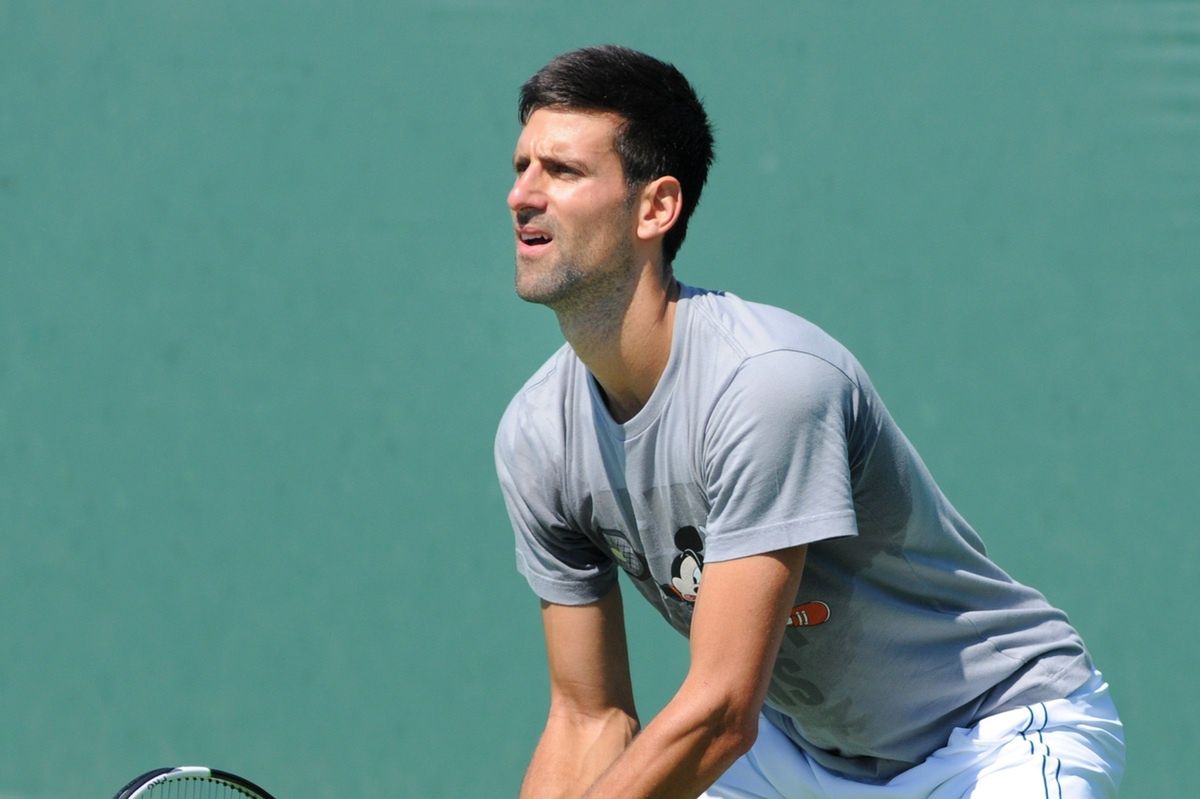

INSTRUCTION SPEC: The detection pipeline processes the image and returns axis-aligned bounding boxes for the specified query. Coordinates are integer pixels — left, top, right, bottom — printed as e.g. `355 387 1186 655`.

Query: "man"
494 45 1124 799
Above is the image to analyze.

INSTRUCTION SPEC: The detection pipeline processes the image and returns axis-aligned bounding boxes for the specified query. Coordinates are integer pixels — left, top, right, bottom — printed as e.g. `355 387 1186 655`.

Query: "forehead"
514 108 624 160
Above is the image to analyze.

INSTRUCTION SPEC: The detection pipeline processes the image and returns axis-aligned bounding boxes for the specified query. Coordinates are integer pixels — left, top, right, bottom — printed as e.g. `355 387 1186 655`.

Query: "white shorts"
702 671 1124 799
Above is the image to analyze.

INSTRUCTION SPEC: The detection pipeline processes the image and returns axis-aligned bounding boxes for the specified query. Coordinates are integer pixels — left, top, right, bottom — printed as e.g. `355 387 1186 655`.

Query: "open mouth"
517 228 554 251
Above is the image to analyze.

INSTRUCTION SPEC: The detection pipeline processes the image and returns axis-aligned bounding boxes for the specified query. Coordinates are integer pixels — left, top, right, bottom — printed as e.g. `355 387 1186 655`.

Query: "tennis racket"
113 766 277 799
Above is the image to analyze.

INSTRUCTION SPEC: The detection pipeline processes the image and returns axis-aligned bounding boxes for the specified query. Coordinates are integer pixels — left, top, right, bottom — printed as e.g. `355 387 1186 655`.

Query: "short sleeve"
701 350 860 562
494 395 617 605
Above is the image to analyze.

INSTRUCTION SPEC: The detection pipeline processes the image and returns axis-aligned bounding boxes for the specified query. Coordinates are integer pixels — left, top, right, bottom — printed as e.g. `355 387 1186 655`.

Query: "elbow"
723 708 760 759
704 710 760 771
669 671 765 763
686 692 761 762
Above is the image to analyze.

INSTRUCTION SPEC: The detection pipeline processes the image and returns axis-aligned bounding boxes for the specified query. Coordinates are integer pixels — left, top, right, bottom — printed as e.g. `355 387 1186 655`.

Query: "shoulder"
681 284 868 394
494 343 578 467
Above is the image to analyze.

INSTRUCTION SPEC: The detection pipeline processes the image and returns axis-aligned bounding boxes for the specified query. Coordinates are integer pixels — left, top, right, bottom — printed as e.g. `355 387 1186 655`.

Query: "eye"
546 161 582 178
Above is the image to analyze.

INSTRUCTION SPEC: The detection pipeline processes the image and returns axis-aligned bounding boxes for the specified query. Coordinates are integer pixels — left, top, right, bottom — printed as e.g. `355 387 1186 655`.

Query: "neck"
555 266 679 424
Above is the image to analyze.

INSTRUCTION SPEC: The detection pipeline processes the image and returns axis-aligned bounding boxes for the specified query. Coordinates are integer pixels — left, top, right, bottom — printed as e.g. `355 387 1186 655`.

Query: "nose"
507 165 546 214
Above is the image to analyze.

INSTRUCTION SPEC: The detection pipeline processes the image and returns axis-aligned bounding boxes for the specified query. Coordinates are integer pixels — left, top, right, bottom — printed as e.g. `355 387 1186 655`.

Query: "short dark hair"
519 45 715 266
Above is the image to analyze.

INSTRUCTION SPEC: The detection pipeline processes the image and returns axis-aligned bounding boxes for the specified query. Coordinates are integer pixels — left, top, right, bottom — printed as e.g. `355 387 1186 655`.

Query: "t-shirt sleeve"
494 396 617 605
701 350 860 562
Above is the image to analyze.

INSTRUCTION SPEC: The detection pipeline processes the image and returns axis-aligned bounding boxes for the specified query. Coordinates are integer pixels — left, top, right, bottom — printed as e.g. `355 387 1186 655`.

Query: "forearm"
579 683 756 799
520 707 640 799
579 547 809 799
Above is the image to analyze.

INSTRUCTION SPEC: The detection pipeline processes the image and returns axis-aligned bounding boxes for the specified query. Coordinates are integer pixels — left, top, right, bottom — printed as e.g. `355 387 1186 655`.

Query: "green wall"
2 3 1196 797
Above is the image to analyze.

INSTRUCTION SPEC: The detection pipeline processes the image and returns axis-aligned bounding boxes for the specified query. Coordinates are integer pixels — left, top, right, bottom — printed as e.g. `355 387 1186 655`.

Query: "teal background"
2 2 1196 797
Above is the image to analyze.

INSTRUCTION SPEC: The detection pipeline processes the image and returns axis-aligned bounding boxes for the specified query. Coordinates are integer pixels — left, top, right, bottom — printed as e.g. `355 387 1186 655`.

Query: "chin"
514 262 584 307
515 281 565 307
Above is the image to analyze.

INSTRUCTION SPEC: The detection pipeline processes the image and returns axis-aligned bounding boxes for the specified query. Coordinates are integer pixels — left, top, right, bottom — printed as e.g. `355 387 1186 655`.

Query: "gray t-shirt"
495 284 1092 781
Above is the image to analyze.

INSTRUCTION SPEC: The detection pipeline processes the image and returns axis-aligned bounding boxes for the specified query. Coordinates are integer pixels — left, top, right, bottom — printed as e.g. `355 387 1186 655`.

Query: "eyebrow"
512 153 589 174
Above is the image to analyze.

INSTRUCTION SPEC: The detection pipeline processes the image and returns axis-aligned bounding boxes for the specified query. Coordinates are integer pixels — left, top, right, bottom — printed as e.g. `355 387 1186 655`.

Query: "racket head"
114 766 277 799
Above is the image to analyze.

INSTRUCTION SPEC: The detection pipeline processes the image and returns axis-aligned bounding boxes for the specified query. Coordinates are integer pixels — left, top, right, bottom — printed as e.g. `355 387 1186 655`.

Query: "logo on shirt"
600 528 649 580
663 526 705 601
786 601 830 627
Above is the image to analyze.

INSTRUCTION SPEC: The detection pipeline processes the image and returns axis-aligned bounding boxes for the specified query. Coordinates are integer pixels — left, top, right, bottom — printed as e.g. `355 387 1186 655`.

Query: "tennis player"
495 45 1125 799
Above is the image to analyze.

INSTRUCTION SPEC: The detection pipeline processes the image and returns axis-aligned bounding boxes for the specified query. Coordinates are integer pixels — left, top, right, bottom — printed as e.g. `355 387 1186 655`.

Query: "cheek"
556 191 636 255
587 202 636 246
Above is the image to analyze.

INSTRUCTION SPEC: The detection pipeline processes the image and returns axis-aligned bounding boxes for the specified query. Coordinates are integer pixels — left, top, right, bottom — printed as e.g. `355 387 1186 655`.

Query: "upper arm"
497 392 618 606
683 544 809 726
702 352 859 561
540 584 638 721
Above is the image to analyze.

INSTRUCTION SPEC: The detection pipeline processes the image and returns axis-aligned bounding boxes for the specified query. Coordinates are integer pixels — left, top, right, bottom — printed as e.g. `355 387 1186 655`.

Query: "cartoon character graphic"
786 601 831 627
663 526 705 602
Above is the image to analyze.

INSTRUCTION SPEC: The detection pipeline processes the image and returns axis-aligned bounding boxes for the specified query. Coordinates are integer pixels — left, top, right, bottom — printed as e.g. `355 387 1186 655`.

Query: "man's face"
507 108 639 307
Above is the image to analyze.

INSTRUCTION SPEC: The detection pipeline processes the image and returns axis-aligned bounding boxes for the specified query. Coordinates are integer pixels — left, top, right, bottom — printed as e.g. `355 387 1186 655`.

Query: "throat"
594 379 648 425
568 288 678 426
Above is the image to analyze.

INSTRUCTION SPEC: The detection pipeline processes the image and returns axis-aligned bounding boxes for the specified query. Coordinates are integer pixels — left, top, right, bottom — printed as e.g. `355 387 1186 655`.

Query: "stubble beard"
514 192 641 316
513 254 587 308
514 236 639 330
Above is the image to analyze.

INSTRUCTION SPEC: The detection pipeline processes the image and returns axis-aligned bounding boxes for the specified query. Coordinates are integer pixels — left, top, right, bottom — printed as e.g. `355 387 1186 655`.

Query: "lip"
515 225 554 256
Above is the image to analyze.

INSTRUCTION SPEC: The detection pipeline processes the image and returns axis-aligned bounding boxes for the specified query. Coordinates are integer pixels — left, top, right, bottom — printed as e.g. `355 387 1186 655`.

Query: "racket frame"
114 766 276 799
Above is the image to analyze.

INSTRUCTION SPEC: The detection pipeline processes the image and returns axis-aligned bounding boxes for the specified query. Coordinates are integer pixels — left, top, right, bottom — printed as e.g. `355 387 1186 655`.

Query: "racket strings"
142 777 256 799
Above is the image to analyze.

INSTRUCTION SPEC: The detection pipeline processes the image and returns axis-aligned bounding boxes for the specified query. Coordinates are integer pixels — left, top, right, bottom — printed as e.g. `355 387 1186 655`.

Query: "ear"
675 526 702 551
635 176 683 243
